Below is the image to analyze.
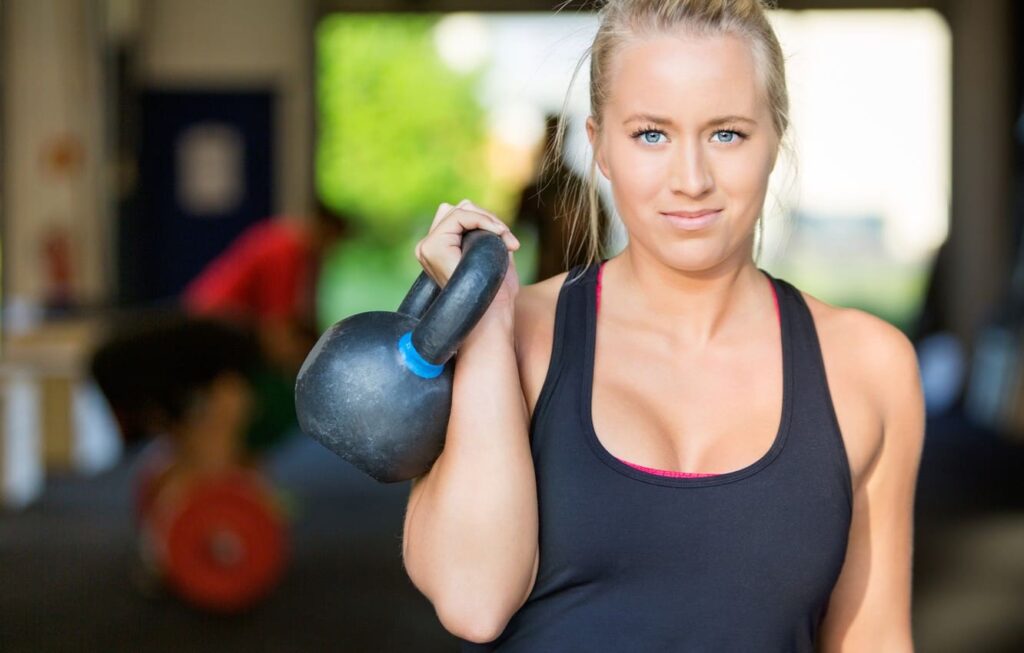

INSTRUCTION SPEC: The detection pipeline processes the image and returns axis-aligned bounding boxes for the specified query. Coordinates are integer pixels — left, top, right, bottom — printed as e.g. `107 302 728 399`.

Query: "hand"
415 199 521 310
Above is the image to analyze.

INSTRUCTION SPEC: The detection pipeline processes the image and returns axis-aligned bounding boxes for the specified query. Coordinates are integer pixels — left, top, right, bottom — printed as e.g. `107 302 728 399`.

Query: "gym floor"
1 408 1022 653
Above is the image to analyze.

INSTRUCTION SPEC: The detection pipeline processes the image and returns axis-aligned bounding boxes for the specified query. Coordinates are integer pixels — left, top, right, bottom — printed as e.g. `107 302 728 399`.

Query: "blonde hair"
546 0 792 280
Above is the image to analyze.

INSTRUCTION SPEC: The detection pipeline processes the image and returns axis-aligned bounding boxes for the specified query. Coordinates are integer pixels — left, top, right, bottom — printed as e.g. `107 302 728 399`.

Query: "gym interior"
1 0 1022 651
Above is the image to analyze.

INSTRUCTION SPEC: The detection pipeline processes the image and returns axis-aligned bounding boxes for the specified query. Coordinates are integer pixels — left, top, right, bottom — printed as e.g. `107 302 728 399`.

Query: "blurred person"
90 315 284 606
183 202 353 377
178 202 353 455
515 114 612 279
402 1 925 650
92 315 260 487
92 204 352 494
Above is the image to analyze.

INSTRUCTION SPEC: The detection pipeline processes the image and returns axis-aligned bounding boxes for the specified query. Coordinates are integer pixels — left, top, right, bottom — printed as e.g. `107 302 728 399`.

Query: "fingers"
430 199 471 230
418 199 521 288
461 200 520 251
430 199 520 251
430 201 456 230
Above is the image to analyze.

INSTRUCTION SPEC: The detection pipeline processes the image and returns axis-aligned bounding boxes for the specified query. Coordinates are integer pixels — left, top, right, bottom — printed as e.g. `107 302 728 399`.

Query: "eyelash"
629 124 748 144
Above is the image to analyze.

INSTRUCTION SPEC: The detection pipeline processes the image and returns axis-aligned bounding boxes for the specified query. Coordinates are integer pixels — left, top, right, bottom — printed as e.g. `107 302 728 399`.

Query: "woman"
402 1 924 650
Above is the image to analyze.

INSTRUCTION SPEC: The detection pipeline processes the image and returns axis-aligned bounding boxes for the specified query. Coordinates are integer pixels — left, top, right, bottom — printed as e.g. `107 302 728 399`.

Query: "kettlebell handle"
396 270 440 320
398 229 508 370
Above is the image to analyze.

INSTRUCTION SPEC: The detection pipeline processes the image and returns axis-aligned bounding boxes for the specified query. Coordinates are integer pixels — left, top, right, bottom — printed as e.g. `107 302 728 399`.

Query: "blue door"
135 90 274 301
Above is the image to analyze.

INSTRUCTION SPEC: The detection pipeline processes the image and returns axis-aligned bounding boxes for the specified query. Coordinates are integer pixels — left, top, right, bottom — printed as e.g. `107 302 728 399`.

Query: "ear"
586 116 611 180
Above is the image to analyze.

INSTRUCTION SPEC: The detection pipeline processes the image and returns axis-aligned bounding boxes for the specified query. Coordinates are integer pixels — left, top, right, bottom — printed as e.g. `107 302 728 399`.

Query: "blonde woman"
403 1 924 650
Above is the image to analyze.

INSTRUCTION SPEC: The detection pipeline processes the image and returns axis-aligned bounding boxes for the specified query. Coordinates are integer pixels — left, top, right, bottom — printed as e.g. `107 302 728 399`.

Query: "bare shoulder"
800 291 920 401
799 290 923 487
514 271 570 417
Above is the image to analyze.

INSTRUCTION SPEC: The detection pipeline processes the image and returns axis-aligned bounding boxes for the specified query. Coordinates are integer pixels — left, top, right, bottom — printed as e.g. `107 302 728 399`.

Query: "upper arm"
509 279 558 606
403 278 558 585
819 317 926 651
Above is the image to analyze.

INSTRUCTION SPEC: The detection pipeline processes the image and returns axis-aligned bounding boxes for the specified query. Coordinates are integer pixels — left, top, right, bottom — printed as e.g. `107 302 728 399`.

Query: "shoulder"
798 288 924 481
235 220 310 272
514 270 572 416
238 218 307 250
515 270 569 319
799 290 921 415
514 270 570 362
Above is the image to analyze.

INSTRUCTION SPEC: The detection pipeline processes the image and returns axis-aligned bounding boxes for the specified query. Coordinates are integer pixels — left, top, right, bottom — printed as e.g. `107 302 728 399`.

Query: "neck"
610 241 768 348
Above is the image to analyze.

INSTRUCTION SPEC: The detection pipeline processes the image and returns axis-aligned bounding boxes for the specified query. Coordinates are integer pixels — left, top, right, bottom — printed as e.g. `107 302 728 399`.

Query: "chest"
588 313 881 494
591 329 780 471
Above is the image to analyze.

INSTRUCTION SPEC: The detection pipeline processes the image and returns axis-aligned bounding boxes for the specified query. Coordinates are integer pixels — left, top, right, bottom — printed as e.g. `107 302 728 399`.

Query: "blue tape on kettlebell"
398 331 445 379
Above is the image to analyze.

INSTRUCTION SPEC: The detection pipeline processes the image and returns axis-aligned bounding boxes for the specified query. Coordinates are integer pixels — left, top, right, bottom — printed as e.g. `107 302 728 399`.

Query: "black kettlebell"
294 229 509 483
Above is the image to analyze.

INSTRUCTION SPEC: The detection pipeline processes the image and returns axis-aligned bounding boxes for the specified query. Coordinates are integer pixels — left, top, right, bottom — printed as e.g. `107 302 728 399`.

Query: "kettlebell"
294 229 509 483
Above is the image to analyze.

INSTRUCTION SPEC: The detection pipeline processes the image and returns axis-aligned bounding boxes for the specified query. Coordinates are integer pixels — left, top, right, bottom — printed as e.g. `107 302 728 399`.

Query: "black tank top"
461 260 853 652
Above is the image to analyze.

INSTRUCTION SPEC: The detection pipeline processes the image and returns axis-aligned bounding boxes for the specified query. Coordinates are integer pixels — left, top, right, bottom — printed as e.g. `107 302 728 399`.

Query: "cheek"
607 142 663 195
716 150 774 207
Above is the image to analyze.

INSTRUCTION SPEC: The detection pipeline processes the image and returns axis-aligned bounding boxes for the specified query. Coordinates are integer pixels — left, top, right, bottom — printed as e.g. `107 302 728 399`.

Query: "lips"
659 209 722 231
661 209 722 219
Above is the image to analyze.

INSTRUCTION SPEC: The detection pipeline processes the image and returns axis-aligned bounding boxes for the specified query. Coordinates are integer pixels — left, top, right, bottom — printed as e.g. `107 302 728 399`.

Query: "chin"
638 241 723 274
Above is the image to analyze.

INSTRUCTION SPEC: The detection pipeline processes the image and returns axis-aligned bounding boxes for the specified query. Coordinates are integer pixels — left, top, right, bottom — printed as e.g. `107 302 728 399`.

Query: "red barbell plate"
154 473 287 612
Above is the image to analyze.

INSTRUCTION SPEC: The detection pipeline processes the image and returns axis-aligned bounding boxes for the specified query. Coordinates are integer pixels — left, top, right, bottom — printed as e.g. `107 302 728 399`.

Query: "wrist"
481 302 516 332
461 308 514 350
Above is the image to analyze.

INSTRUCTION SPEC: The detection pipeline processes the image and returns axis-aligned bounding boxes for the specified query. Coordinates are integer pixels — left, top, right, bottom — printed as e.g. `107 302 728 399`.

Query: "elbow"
435 600 511 644
405 562 510 644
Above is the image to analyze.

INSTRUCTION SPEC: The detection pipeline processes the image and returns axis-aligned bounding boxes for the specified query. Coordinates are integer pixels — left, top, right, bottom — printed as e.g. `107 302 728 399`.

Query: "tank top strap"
767 274 855 509
526 263 594 445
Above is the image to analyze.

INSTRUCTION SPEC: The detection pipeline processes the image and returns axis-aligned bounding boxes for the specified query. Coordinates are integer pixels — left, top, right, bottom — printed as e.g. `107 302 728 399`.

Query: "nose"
669 139 714 198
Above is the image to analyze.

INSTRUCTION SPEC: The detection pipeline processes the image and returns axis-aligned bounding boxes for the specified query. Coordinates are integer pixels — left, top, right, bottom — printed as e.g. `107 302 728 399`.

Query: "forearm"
402 311 538 641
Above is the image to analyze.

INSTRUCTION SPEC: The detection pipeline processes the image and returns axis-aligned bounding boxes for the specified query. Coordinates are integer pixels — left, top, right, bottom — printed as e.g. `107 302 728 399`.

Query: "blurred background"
0 0 1022 651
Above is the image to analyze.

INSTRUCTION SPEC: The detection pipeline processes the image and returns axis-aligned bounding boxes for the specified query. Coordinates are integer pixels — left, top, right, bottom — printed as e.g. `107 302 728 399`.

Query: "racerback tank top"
460 260 854 652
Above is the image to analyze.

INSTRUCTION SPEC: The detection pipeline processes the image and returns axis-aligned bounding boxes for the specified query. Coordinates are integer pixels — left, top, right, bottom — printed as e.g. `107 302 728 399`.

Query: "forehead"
604 32 764 122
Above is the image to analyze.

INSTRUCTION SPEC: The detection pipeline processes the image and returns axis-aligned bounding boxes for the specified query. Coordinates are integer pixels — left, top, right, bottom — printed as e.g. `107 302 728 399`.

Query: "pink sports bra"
595 260 781 478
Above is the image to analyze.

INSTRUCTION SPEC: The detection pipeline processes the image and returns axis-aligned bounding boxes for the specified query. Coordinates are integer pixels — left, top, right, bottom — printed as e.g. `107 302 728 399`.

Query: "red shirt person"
183 218 314 325
182 209 351 375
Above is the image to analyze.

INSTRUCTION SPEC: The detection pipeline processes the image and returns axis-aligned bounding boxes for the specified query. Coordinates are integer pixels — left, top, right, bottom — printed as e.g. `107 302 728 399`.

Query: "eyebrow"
621 113 757 128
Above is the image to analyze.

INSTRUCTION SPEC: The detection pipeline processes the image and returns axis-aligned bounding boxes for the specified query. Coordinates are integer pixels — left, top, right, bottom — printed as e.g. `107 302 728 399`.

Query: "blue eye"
712 130 743 144
636 130 666 145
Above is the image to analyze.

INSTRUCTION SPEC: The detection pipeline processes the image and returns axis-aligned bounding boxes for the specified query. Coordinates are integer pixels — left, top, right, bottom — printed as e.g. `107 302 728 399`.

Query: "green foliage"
316 14 491 244
316 226 539 329
314 14 542 327
316 233 423 327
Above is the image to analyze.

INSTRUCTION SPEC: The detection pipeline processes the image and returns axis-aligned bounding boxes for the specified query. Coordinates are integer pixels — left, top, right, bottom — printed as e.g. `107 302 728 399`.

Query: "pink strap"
596 261 780 478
